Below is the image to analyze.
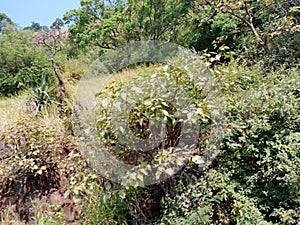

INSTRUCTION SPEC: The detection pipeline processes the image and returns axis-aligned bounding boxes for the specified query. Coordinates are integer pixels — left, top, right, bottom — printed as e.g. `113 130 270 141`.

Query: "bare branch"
34 28 70 111
223 1 269 53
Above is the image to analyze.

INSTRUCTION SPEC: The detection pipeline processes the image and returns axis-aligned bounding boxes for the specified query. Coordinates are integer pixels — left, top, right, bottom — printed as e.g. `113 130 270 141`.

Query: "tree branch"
225 1 269 53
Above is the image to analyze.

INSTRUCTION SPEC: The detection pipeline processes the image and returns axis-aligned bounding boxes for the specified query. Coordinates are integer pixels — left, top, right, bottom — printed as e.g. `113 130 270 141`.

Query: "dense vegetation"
0 0 299 224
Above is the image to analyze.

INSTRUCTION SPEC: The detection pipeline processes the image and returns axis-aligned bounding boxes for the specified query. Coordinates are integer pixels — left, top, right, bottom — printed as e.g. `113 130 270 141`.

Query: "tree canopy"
64 0 193 50
0 13 15 34
63 0 300 67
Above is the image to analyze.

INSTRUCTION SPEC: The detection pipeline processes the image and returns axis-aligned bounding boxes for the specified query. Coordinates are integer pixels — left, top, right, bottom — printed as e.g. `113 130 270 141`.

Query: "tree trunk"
226 1 270 54
50 53 66 117
50 54 65 94
248 23 269 54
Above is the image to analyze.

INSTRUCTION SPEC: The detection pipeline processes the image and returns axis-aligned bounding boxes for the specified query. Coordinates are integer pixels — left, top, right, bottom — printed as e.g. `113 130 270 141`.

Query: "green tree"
191 0 300 67
0 13 15 34
0 30 51 96
63 0 108 50
64 0 192 51
50 18 64 30
23 22 45 31
124 0 192 42
213 0 271 53
183 2 239 51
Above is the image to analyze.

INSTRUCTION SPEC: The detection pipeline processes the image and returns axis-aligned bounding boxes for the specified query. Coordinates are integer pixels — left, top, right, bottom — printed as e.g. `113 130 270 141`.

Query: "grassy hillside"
0 50 299 224
0 1 299 222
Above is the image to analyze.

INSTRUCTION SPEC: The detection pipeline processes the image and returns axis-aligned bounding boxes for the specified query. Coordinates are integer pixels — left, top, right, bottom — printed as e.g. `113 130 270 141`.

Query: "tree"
189 0 300 67
63 0 193 51
199 0 300 54
182 1 239 51
216 0 271 53
124 0 193 42
24 22 44 31
50 18 64 30
63 0 108 50
0 30 51 96
36 26 69 110
0 13 15 34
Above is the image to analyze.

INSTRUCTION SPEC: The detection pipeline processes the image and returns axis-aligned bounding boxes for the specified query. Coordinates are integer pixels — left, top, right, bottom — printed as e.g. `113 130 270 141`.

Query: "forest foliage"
0 0 299 224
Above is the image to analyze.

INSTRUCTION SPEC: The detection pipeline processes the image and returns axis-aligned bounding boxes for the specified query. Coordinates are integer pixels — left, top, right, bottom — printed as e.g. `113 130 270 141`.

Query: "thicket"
159 64 300 224
0 0 299 224
78 51 300 224
64 0 300 70
0 30 53 96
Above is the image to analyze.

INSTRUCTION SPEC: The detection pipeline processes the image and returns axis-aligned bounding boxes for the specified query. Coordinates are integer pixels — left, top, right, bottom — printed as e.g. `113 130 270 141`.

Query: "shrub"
0 116 63 215
0 30 52 96
157 63 299 224
94 59 214 185
159 170 269 225
217 67 300 223
78 49 224 224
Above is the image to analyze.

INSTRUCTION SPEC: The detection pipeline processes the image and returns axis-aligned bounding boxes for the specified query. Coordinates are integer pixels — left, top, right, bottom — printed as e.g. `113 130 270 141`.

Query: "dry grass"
0 93 30 132
0 206 23 225
108 64 160 84
0 95 67 224
0 92 64 134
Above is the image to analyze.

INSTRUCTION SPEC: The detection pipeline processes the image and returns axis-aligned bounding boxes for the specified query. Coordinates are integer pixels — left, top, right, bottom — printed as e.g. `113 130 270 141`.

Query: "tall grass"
0 94 29 132
0 92 64 133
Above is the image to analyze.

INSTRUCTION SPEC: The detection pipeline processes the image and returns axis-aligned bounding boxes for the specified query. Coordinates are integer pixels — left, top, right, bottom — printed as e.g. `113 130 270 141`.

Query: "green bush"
94 59 214 185
81 51 299 224
217 67 300 223
0 30 52 96
81 50 224 224
156 63 299 224
159 170 269 225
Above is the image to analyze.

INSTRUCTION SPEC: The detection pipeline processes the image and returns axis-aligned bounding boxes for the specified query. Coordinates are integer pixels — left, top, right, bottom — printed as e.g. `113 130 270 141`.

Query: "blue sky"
0 0 81 28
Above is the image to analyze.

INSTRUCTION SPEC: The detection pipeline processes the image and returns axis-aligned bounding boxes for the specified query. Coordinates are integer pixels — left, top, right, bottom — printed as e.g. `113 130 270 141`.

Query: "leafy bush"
76 49 226 224
94 58 215 186
217 67 300 223
159 64 300 224
0 116 62 216
0 116 93 221
0 30 52 96
159 169 269 225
